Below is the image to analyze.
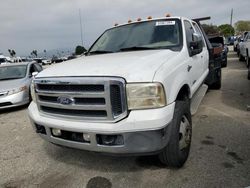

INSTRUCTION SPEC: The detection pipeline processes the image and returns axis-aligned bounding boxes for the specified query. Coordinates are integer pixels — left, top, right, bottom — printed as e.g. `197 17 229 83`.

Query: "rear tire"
247 50 250 80
221 58 227 68
158 99 192 168
246 49 249 68
239 54 245 62
210 69 221 90
248 67 250 80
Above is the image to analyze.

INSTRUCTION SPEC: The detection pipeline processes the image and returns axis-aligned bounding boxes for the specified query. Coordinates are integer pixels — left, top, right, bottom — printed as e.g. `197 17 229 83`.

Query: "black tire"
248 67 250 80
246 49 249 68
221 58 227 68
239 54 245 62
158 99 192 168
210 69 221 89
247 57 250 69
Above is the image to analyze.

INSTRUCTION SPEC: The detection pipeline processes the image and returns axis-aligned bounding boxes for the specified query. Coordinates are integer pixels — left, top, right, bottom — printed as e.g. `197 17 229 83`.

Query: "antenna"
230 8 233 26
79 9 84 47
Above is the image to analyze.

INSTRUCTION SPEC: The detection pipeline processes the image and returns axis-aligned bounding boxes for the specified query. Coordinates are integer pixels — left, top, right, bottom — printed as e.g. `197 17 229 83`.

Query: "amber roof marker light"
114 23 119 27
137 18 142 21
128 19 132 23
147 16 152 20
166 14 171 17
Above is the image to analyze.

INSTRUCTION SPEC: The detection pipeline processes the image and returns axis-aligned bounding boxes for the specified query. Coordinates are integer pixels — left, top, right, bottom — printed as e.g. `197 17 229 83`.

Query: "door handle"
187 65 192 72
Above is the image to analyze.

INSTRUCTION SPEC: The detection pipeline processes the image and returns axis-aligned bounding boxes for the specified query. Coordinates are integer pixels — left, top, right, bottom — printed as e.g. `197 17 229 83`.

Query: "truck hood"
37 50 179 82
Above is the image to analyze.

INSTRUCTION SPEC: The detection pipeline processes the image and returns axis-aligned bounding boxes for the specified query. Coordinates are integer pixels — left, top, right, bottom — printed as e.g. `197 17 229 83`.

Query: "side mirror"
32 72 38 78
190 33 203 56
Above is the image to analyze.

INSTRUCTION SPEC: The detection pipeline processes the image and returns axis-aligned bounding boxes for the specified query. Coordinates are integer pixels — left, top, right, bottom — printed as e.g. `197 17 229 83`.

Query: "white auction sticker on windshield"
155 21 176 26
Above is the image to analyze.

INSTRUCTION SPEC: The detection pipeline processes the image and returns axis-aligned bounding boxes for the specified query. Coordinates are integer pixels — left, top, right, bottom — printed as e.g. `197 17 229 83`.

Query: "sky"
0 0 249 56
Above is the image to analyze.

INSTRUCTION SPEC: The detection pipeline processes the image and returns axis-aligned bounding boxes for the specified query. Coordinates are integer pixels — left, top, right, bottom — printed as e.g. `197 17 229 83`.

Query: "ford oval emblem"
57 96 74 105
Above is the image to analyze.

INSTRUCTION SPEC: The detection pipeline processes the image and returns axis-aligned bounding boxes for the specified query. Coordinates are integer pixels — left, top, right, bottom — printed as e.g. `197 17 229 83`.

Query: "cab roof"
112 16 185 28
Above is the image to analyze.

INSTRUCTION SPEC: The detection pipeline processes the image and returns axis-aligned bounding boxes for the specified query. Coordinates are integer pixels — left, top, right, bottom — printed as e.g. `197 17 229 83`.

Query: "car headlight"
7 86 28 96
126 83 166 110
30 82 36 103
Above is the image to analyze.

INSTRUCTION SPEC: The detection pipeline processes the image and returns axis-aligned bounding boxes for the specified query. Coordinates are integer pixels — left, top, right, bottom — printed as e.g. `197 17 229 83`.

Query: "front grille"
38 95 106 105
35 77 127 122
37 84 104 92
41 106 107 117
110 85 123 116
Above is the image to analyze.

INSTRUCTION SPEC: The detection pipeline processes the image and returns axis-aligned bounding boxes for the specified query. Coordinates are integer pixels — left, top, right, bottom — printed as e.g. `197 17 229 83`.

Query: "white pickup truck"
28 16 221 167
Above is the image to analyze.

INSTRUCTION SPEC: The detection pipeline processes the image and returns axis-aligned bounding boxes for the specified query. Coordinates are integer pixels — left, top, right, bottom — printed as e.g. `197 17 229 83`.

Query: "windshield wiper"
119 46 157 52
88 50 114 55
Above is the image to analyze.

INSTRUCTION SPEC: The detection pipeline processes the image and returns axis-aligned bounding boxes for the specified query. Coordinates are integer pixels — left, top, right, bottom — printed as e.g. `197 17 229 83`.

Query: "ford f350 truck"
28 16 221 167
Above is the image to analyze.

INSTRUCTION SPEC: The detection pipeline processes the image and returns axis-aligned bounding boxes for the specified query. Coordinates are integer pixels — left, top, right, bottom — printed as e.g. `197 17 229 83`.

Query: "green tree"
31 50 38 57
218 24 235 37
8 49 16 57
201 24 219 35
75 45 86 55
235 20 250 33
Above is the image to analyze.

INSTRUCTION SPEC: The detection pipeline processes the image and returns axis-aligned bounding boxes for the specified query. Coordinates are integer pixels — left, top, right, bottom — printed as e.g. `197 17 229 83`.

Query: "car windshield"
89 19 182 54
0 65 27 80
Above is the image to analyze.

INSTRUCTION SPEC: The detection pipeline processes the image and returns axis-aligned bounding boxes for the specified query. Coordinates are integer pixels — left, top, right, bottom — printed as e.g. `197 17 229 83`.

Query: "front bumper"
28 102 175 154
0 91 29 109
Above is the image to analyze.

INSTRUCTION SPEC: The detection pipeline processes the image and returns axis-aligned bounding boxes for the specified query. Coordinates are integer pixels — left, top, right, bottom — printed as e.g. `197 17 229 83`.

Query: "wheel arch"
175 84 191 101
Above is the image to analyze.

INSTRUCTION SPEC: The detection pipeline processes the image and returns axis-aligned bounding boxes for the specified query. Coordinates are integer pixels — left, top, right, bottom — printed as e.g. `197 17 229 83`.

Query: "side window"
34 63 43 72
192 22 205 47
247 33 250 40
184 21 194 44
184 20 195 55
29 64 36 75
29 64 42 76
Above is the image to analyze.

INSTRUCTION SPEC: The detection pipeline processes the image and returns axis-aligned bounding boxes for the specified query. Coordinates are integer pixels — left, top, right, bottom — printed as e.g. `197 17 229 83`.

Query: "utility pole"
79 9 84 47
230 8 233 26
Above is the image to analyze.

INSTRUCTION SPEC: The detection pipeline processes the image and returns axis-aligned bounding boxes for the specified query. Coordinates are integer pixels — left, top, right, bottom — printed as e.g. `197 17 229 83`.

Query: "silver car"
0 62 43 109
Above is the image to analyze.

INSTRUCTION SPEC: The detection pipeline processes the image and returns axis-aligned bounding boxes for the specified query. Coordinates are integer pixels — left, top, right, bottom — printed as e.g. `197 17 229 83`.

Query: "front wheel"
158 99 192 168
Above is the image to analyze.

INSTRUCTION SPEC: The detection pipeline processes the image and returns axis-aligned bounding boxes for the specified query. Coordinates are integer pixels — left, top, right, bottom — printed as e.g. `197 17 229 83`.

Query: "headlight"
30 82 36 103
7 86 28 96
126 83 166 110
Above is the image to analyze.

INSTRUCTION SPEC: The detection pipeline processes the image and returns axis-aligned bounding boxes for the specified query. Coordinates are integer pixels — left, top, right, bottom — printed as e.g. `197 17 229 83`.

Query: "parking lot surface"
0 49 249 188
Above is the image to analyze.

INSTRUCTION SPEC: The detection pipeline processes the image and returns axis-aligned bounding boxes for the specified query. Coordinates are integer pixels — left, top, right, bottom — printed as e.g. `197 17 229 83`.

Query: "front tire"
158 99 192 168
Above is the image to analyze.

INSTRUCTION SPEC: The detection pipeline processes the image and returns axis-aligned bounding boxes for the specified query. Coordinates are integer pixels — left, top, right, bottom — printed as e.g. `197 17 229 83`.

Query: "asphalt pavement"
0 48 249 188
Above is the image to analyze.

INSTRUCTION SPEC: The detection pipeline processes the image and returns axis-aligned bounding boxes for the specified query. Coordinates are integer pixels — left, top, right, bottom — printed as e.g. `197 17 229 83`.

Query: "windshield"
0 65 27 80
89 19 182 54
